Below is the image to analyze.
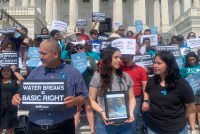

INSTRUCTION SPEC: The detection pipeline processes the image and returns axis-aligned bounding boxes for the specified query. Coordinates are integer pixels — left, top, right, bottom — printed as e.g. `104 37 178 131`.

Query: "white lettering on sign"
43 85 65 90
23 85 42 90
43 95 64 102
22 95 42 101
111 38 136 55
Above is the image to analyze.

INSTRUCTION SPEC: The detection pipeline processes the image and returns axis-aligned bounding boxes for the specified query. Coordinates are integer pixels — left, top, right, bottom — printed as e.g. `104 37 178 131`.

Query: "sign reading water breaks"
155 45 180 58
133 54 153 68
0 52 19 67
19 80 67 111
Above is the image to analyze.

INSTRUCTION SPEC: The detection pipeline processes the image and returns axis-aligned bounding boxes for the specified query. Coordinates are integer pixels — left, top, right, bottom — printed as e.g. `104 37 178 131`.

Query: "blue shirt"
26 63 88 125
89 39 102 53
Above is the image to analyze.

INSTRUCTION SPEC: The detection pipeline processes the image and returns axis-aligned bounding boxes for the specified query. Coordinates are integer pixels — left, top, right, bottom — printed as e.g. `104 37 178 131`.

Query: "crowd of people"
0 20 200 134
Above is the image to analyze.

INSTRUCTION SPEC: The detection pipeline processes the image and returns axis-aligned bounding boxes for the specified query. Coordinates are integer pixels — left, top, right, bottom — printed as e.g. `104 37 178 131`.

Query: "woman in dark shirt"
142 50 195 134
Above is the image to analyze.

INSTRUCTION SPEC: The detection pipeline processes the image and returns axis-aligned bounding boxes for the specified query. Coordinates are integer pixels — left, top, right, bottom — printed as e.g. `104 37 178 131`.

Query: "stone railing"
173 8 200 27
3 7 46 26
0 8 24 27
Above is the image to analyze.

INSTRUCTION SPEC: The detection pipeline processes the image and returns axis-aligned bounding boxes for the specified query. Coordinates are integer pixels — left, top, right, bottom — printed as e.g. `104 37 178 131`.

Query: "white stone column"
184 0 191 12
133 0 139 22
154 0 160 27
45 0 53 28
68 0 78 32
30 0 36 7
139 0 146 26
9 0 15 7
114 0 123 23
53 0 58 20
57 0 61 20
194 0 200 8
36 0 42 14
22 0 29 7
69 0 78 25
93 0 100 12
161 0 170 32
174 0 180 20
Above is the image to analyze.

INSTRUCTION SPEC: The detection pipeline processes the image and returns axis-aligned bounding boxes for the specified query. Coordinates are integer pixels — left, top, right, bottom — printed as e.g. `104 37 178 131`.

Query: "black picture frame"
104 91 129 122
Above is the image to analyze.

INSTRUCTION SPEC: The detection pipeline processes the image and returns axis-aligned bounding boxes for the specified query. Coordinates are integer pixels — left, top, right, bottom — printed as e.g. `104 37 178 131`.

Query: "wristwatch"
143 100 149 103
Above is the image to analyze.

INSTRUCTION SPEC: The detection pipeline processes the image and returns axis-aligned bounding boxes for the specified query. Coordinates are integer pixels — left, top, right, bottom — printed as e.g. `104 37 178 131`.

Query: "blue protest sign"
71 52 87 73
14 32 21 38
150 26 157 34
28 47 40 58
135 20 143 32
135 20 143 25
185 74 200 96
136 25 143 32
27 58 41 67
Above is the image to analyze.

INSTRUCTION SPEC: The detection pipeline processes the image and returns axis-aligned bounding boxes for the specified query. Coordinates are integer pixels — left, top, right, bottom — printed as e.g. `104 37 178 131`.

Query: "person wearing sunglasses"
187 32 196 39
74 44 98 134
118 25 129 38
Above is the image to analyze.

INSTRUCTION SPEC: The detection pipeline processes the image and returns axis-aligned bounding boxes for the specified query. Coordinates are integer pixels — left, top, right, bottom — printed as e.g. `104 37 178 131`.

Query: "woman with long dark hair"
180 51 200 78
180 51 200 133
0 65 24 134
142 50 195 134
89 47 136 134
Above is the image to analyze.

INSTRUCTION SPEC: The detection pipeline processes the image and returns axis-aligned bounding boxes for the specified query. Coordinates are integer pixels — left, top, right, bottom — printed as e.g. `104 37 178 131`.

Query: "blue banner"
150 26 157 34
135 20 143 25
185 74 200 95
135 20 143 32
28 47 40 58
71 52 87 73
27 58 41 67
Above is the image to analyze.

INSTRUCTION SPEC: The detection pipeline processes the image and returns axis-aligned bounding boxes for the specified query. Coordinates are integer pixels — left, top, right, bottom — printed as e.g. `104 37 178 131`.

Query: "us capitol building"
1 0 200 40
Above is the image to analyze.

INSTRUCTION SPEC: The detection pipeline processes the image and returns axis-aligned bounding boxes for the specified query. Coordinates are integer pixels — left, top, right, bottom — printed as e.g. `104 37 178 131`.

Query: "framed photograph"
104 91 129 122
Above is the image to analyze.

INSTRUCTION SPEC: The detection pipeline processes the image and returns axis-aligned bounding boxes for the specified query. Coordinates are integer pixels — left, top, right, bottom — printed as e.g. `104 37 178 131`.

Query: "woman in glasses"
187 32 196 39
73 44 98 134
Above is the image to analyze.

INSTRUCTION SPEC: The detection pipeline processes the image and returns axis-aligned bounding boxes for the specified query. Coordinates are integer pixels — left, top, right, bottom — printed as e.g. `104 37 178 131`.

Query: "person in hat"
74 44 98 134
177 35 186 48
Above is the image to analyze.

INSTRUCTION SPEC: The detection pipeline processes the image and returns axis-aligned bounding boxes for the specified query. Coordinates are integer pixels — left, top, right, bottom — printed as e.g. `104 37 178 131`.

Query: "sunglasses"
189 34 195 37
76 47 83 51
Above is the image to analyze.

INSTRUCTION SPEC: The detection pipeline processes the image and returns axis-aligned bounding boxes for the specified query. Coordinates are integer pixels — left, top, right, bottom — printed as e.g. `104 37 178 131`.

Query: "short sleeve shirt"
90 72 133 110
145 77 195 133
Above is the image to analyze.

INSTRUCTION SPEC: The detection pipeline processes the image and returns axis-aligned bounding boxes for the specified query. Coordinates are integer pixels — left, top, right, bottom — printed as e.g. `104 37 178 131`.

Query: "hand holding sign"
64 96 77 108
12 93 21 106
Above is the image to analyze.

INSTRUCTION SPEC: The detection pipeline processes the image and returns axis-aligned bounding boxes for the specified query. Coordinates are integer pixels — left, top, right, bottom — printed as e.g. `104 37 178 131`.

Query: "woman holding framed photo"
89 47 136 134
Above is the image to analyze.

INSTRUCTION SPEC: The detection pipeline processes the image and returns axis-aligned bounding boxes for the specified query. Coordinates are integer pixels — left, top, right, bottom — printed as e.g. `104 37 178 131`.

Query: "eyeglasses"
93 33 98 35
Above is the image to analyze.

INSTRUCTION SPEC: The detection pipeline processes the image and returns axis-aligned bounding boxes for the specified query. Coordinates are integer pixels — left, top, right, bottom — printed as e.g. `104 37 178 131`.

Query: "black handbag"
14 115 29 134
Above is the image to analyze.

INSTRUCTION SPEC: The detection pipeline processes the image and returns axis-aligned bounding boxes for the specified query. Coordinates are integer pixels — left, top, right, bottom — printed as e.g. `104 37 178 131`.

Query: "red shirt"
80 34 90 41
122 64 148 96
